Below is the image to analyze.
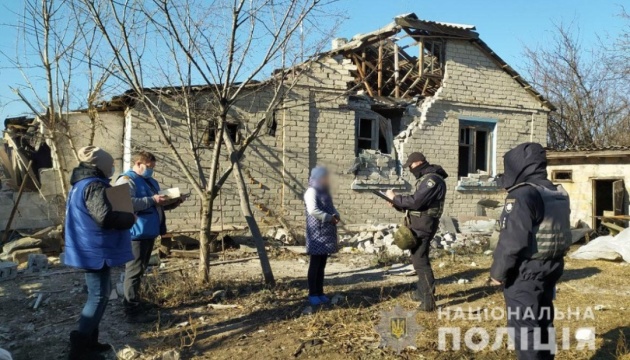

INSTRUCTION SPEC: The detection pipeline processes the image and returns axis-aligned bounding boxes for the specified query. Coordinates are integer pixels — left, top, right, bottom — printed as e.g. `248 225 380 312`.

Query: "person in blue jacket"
115 151 183 321
65 146 135 359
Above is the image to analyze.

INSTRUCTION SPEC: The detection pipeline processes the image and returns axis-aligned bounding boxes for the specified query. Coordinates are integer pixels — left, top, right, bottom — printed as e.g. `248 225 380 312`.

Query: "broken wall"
126 39 551 233
0 187 62 230
48 111 126 192
547 158 630 227
393 40 549 218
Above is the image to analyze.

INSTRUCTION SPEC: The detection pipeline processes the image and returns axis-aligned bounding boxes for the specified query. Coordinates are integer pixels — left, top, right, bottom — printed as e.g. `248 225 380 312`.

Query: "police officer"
386 152 448 311
490 143 571 360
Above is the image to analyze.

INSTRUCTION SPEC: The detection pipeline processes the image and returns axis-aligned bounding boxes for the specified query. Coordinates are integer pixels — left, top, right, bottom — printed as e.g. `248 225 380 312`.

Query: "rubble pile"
338 216 493 256
0 225 62 272
339 224 404 256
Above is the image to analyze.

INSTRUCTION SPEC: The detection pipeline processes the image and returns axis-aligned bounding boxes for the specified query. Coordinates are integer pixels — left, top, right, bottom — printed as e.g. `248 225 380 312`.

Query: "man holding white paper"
116 151 184 322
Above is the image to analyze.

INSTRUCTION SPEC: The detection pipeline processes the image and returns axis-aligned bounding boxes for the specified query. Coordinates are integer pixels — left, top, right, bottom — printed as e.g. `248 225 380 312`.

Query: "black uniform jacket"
392 162 448 237
490 143 557 283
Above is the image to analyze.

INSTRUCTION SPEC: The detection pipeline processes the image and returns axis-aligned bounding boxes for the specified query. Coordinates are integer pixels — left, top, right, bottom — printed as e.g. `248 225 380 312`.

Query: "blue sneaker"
308 296 323 306
318 295 330 304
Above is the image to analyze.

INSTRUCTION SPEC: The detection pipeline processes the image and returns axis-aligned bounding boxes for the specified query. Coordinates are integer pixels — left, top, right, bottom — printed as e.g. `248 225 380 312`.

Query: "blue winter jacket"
121 170 166 240
64 164 135 270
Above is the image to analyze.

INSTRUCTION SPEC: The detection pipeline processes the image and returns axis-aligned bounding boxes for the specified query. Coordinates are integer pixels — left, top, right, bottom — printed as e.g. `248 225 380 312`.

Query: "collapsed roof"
323 13 554 110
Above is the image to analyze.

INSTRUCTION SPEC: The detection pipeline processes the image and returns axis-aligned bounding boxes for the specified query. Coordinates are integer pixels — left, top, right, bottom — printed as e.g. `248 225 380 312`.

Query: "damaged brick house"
13 13 553 234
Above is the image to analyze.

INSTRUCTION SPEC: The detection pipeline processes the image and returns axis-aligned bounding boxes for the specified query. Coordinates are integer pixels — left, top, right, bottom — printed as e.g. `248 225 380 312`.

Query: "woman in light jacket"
304 166 339 306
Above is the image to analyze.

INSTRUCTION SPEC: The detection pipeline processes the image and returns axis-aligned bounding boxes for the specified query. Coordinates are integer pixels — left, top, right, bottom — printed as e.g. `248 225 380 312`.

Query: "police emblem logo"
390 317 407 339
505 199 515 213
426 179 435 188
375 305 423 353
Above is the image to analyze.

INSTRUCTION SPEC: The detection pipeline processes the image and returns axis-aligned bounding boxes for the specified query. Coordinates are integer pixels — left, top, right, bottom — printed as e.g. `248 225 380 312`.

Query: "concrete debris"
438 262 445 268
457 279 470 284
275 228 289 242
11 248 42 265
2 237 42 254
484 250 493 255
330 294 343 305
439 216 457 234
25 254 48 273
0 262 18 282
161 350 181 360
301 306 314 316
117 347 141 360
266 227 294 245
458 216 497 233
284 246 306 255
336 221 489 256
387 264 415 276
0 225 63 269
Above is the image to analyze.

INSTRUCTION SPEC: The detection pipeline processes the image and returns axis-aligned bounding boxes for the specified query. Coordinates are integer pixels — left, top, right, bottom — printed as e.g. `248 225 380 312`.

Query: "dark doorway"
593 179 618 229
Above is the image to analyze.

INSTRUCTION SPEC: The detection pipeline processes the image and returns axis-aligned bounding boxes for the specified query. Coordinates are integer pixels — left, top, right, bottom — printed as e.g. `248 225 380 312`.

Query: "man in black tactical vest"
386 152 448 311
491 143 571 360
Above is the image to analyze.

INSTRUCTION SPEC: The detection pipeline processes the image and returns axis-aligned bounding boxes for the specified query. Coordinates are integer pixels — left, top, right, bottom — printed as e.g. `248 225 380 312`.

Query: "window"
201 123 239 146
266 111 277 137
356 117 391 154
551 170 573 182
357 118 378 151
458 120 495 178
226 123 239 143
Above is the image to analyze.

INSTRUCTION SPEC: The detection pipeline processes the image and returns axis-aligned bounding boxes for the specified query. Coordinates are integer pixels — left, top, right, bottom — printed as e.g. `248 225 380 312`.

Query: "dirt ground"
0 245 629 360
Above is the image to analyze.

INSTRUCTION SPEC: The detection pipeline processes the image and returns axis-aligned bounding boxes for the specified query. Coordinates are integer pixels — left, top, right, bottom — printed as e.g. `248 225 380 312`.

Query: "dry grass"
123 250 630 360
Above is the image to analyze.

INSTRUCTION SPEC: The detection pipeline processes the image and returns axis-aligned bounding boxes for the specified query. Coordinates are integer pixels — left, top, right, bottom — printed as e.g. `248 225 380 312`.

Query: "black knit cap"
402 152 426 167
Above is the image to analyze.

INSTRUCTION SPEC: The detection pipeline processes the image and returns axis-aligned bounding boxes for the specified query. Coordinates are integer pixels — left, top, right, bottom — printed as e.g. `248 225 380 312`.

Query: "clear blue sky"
0 0 626 122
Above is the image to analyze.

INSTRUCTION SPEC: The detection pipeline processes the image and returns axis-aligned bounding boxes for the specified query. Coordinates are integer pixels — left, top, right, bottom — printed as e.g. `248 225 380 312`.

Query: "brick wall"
53 111 126 189
393 40 549 219
124 39 551 233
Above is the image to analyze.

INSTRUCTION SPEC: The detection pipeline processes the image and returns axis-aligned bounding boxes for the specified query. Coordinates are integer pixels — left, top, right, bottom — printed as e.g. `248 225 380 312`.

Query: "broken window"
226 123 239 143
202 123 239 146
266 111 277 137
458 120 495 178
551 170 573 182
357 118 379 152
356 117 393 155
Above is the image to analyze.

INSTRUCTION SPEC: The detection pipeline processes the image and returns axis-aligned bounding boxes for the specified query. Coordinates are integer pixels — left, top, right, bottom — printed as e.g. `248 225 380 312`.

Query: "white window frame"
458 118 497 177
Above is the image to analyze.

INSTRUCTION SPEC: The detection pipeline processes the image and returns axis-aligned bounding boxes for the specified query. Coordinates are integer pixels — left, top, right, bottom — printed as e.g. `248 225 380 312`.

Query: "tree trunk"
197 118 225 283
222 129 275 286
198 193 212 283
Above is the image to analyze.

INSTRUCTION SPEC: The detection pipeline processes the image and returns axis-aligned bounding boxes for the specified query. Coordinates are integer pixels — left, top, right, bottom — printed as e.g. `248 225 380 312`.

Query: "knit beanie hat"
77 146 114 177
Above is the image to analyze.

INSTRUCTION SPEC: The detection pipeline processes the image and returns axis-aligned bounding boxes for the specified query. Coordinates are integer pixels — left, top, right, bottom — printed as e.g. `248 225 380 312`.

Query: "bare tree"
77 0 339 283
524 23 630 148
7 0 118 197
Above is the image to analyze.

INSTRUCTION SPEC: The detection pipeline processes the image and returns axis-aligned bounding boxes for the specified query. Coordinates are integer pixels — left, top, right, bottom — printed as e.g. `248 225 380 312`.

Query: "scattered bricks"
12 248 42 265
26 254 48 273
0 261 18 282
